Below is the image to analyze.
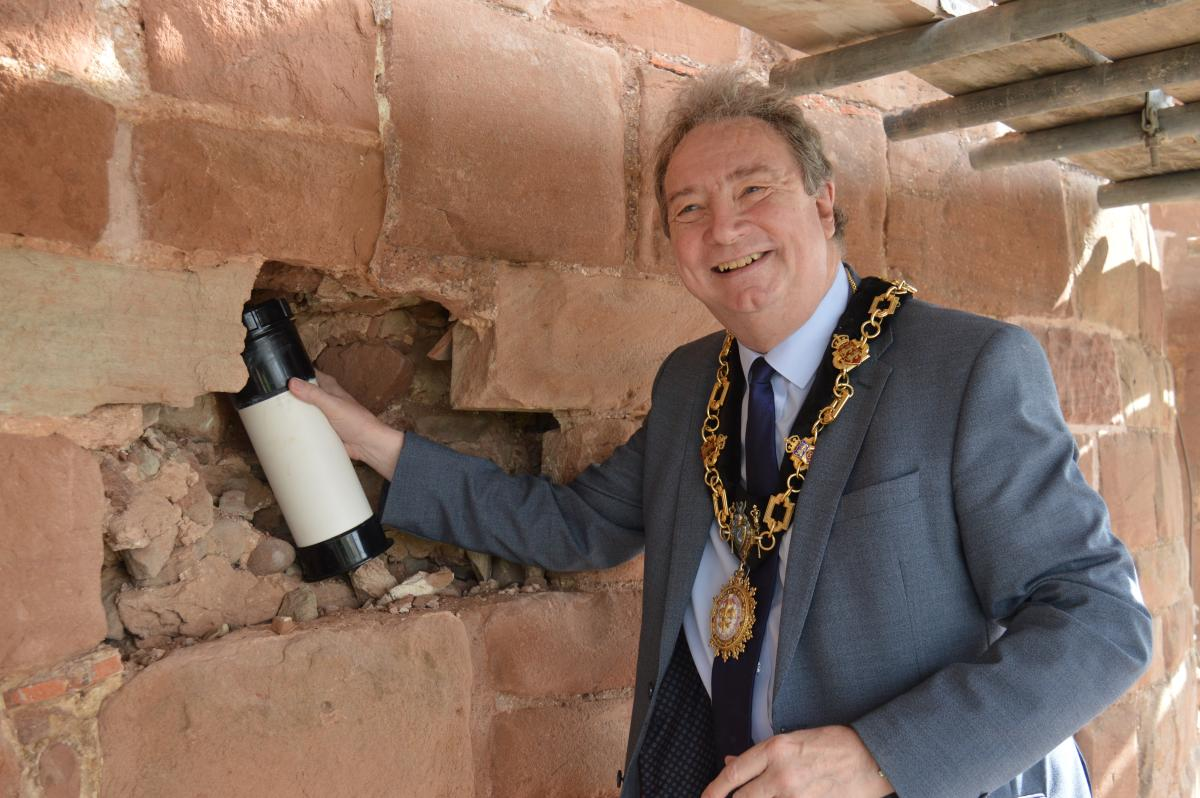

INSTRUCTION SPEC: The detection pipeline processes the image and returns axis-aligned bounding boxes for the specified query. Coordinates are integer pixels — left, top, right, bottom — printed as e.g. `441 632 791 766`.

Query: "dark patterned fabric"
638 632 720 797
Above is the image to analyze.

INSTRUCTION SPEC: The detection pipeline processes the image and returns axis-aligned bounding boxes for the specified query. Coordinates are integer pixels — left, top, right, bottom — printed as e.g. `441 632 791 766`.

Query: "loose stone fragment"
270 616 296 635
278 585 319 623
467 550 491 582
380 568 454 603
492 558 524 588
246 537 296 576
350 557 399 599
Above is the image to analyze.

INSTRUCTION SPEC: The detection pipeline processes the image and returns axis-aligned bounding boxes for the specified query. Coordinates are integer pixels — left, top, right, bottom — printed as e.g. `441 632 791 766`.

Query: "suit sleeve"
377 348 690 571
851 324 1152 797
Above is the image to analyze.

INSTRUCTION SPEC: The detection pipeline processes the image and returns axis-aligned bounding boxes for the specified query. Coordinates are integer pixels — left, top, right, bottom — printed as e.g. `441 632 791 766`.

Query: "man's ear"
815 181 836 239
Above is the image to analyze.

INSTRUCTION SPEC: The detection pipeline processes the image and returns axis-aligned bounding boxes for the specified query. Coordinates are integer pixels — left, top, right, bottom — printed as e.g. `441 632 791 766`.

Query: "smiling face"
662 117 840 352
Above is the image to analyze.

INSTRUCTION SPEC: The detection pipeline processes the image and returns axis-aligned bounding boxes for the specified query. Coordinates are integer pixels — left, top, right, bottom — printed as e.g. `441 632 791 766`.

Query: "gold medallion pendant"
710 567 756 662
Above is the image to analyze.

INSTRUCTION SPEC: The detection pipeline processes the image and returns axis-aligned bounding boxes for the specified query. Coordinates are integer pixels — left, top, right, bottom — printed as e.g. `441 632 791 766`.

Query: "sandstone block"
315 342 414 414
116 556 300 639
1026 325 1122 426
0 405 145 450
542 416 640 482
636 66 687 276
551 0 740 62
799 100 887 278
1140 263 1166 352
452 266 719 413
0 249 257 416
1076 697 1140 798
135 120 384 268
551 554 645 590
886 132 1072 319
1160 599 1194 675
0 78 114 246
0 733 19 798
0 0 99 75
387 0 625 267
1099 431 1160 551
1114 339 1174 432
490 698 631 798
36 743 79 798
0 434 106 673
477 591 639 697
1156 433 1188 544
1074 434 1098 491
1070 204 1158 338
142 0 376 130
99 613 474 796
1133 538 1189 612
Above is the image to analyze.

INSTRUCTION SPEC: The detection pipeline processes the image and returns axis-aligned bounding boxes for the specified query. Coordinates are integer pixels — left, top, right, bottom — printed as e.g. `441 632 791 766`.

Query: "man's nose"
706 199 745 245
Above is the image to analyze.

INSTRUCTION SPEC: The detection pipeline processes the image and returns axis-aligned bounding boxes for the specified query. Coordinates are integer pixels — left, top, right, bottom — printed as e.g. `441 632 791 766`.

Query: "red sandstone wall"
0 1 1194 796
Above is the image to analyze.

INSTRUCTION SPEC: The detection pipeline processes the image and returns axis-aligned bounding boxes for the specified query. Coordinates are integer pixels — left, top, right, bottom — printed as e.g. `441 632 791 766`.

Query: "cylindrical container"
231 298 390 581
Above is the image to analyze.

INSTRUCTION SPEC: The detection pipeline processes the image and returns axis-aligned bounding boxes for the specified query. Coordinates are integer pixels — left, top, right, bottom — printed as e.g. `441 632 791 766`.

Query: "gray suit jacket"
383 297 1152 798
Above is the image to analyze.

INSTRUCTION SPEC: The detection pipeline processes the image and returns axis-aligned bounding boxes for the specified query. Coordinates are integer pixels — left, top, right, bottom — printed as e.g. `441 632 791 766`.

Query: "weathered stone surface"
154 393 242 443
310 577 360 612
116 557 300 639
246 536 295 576
387 0 625 267
0 733 18 798
142 0 377 130
1133 537 1189 612
1098 431 1160 551
99 614 474 796
1074 433 1098 491
825 71 948 112
479 591 639 696
551 0 741 63
0 405 146 449
452 266 719 413
550 554 645 591
315 342 414 414
350 557 398 599
1160 599 1193 675
1114 339 1174 432
135 119 384 267
0 249 257 416
886 131 1072 319
636 66 686 276
1076 697 1140 798
1070 203 1158 339
36 743 79 798
543 416 640 483
1026 325 1122 426
798 99 888 278
0 78 114 246
1140 263 1167 353
0 0 99 75
490 699 631 798
0 434 106 673
278 585 318 622
1157 432 1188 545
206 517 264 568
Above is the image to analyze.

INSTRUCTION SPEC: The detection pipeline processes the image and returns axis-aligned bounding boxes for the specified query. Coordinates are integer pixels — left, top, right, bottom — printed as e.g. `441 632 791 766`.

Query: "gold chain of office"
702 276 916 661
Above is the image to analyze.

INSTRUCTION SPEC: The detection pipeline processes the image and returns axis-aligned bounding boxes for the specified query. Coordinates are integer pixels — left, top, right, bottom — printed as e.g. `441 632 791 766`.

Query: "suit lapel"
656 342 723 672
772 325 895 697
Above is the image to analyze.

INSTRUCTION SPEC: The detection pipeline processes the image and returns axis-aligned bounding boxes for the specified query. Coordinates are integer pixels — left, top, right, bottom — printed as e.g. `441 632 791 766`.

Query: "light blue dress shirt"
682 267 851 745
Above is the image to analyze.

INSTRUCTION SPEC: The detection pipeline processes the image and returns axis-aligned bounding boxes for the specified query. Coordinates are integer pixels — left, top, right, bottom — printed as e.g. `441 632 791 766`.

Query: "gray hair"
652 67 847 240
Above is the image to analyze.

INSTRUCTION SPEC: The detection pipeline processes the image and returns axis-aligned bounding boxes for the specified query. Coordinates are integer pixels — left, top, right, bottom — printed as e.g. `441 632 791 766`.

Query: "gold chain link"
700 277 915 560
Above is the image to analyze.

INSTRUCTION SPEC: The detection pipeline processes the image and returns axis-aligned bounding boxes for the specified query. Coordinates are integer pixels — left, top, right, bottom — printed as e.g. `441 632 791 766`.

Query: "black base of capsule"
295 517 392 582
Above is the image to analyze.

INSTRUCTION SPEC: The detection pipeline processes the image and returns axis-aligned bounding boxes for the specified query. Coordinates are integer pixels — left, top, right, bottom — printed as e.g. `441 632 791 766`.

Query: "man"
290 69 1151 797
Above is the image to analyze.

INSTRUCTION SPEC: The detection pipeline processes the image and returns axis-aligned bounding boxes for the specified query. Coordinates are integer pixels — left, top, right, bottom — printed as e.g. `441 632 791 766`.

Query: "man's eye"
742 185 765 196
676 204 701 217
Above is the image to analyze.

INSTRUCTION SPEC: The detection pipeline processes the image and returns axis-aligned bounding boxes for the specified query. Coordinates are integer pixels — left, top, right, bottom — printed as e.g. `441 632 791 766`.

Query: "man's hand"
701 725 893 798
288 371 405 481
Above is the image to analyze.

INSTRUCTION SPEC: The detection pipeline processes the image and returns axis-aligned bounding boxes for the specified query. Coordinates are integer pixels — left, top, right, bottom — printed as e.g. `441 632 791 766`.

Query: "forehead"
664 117 800 191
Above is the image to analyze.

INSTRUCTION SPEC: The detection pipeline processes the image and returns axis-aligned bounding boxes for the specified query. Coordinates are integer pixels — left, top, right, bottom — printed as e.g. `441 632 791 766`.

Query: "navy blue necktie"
711 357 782 761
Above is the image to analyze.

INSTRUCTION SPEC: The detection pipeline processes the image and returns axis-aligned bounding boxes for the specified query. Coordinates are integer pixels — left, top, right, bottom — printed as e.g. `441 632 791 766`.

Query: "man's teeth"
715 252 764 273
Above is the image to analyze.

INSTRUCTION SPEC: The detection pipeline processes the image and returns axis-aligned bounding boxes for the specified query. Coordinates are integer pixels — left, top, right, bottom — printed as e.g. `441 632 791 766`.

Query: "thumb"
288 376 325 407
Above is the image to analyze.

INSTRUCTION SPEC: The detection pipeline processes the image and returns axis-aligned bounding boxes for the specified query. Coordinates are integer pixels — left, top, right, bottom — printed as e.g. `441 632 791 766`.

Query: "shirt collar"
738 265 851 391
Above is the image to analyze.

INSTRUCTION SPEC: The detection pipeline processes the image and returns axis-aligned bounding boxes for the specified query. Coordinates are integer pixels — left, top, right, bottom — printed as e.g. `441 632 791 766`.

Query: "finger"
289 377 331 408
701 747 769 798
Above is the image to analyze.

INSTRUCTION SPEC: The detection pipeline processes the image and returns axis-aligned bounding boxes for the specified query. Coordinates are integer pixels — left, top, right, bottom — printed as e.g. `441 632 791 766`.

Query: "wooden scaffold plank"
884 43 1200 140
770 0 1187 95
1097 169 1200 207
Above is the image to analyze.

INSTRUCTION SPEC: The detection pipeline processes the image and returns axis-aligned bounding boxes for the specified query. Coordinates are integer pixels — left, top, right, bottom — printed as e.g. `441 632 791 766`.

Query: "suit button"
648 682 655 697
616 770 624 788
